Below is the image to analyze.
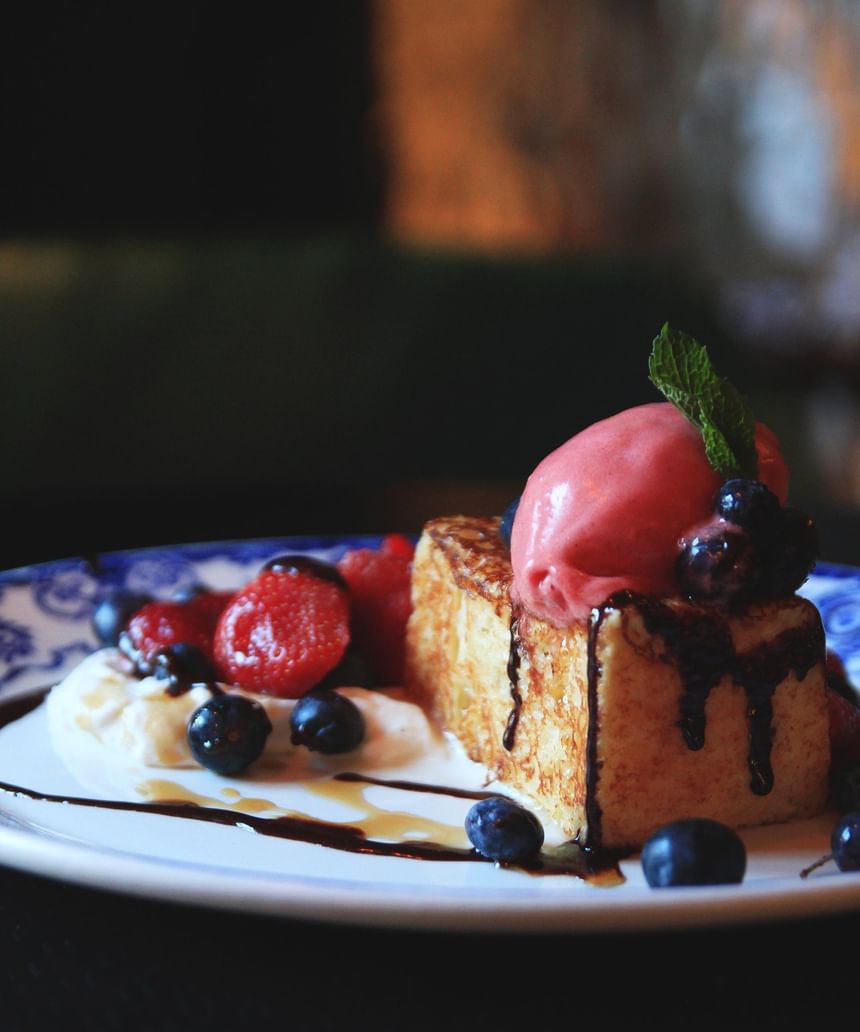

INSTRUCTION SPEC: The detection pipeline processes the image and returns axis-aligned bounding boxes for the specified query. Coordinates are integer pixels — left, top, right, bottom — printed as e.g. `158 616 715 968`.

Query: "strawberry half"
123 600 216 670
337 536 415 686
213 569 350 698
182 588 234 628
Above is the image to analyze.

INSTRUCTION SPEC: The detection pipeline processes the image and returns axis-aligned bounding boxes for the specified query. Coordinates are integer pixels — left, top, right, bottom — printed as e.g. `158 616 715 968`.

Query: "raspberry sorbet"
509 402 789 624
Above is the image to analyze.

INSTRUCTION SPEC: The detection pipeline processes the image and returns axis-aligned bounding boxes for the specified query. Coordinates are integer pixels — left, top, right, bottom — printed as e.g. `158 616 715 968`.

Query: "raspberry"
213 569 350 698
123 601 215 671
380 533 416 560
337 543 413 685
827 682 860 773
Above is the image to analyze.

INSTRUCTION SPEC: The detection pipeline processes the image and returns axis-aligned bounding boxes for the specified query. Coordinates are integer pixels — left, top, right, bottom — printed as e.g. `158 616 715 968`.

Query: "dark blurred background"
3 0 860 570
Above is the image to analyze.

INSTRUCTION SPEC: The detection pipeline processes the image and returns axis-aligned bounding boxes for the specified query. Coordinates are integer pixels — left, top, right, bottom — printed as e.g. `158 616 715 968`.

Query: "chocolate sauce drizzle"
0 689 622 882
584 591 824 845
503 610 523 751
0 773 486 862
585 606 608 849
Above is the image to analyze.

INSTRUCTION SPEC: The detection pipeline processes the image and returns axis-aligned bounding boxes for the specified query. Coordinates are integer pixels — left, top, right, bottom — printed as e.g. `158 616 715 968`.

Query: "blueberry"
757 507 818 598
261 554 347 590
187 695 273 775
675 525 759 605
465 796 544 864
499 497 520 550
91 588 151 647
831 812 860 872
640 818 746 887
169 583 209 604
151 644 219 695
715 479 781 540
289 689 365 754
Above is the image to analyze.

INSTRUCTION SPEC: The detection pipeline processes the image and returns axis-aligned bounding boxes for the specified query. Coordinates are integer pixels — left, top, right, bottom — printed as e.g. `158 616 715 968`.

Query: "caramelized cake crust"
406 516 830 849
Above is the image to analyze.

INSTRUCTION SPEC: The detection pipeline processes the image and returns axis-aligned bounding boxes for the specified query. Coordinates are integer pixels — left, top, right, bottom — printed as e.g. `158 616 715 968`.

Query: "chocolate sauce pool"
0 687 623 883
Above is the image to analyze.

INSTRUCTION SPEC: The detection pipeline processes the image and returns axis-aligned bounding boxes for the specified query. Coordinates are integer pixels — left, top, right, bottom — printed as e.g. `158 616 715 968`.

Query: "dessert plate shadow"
0 536 859 935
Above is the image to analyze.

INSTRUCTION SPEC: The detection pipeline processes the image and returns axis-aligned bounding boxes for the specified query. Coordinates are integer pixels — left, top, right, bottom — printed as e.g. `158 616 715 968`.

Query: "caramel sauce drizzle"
0 690 623 882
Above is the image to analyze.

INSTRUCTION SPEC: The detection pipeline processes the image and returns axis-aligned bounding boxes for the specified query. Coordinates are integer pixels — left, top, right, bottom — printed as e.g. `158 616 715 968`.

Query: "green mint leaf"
648 323 758 479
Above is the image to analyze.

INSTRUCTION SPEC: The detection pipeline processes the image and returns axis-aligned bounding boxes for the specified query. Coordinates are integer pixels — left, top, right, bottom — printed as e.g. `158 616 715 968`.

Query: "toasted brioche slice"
405 516 830 850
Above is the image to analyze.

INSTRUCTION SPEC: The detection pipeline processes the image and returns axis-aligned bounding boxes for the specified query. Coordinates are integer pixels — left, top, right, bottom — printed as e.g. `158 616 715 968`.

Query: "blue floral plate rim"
0 534 386 695
0 536 858 694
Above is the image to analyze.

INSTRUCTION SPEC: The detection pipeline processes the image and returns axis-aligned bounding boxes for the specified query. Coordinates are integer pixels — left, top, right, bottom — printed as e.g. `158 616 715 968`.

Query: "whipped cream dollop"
509 402 789 625
46 649 447 773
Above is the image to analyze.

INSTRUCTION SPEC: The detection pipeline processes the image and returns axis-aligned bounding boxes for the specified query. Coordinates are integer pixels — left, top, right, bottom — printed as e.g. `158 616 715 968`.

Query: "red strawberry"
826 651 860 772
213 569 350 698
123 600 215 668
183 589 234 628
337 541 414 686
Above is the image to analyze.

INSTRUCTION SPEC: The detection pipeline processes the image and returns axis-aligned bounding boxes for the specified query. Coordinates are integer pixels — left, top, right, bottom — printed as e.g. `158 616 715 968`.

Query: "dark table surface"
0 859 856 1031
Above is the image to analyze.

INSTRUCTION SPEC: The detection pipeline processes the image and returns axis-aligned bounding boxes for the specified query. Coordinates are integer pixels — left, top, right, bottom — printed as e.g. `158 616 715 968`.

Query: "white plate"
0 536 859 934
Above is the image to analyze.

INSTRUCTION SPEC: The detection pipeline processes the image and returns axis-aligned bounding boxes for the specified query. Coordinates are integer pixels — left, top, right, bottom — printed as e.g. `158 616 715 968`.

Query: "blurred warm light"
371 0 860 520
374 0 860 353
372 0 670 255
0 244 79 293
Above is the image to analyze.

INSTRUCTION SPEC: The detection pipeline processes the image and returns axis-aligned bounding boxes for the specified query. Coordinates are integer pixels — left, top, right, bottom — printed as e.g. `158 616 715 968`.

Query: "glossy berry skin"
122 600 215 673
499 497 520 550
170 583 208 604
640 818 746 887
91 589 152 647
465 796 544 864
757 507 818 598
261 554 348 590
714 479 818 600
170 586 235 627
289 689 365 754
675 525 758 605
214 569 350 698
187 694 273 775
715 479 781 541
151 643 219 695
379 533 416 560
831 812 860 872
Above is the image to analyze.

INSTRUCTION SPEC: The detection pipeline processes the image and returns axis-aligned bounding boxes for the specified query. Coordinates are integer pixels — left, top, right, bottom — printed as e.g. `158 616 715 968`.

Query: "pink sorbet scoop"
509 402 789 625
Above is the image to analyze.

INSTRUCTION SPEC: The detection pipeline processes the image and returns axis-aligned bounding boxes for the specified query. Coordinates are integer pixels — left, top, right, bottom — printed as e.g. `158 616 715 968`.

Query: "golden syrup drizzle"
137 776 470 849
138 779 298 816
303 776 469 848
0 692 624 878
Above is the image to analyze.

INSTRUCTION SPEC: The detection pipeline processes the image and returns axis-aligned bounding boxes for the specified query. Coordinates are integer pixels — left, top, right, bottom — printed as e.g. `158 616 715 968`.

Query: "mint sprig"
648 323 758 479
